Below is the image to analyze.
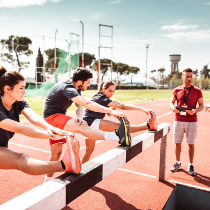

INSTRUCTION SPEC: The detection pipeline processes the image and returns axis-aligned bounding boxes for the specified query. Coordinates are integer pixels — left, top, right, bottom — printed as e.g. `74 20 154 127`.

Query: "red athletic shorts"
44 113 72 145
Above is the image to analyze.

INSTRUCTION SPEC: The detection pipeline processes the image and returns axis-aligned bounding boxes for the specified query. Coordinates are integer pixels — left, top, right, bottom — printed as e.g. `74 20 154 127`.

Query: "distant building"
124 77 158 87
170 54 181 72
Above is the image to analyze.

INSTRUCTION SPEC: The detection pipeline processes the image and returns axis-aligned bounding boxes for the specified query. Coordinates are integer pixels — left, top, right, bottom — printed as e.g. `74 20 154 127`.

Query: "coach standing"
169 68 204 176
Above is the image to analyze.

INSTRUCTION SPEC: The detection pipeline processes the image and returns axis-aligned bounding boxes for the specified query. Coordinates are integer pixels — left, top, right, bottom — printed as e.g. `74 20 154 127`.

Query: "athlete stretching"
0 66 80 177
43 68 131 182
82 80 157 163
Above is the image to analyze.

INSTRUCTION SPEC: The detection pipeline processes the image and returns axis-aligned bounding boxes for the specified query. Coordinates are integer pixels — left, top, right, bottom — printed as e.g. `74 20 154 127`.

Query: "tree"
193 69 199 77
158 68 165 86
200 75 210 90
128 66 140 85
79 52 96 68
36 48 43 82
44 48 68 74
113 62 129 86
200 65 210 78
92 58 113 82
150 70 156 83
0 35 33 72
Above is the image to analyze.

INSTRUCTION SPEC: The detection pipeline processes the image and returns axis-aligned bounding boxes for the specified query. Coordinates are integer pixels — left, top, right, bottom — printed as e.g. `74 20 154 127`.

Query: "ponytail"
91 82 105 99
0 66 25 96
0 66 7 78
91 80 115 99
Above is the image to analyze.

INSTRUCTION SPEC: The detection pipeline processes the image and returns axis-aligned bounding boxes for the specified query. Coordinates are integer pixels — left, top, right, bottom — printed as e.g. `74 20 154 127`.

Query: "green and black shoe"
115 117 131 146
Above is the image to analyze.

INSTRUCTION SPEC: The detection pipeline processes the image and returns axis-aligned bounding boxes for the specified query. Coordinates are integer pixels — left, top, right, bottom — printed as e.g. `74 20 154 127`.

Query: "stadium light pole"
80 21 84 67
65 39 71 77
12 35 17 70
145 44 150 90
54 29 58 72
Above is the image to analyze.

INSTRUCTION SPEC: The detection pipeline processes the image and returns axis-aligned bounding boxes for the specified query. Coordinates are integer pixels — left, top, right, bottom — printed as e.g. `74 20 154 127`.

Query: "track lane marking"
169 180 210 192
8 142 51 154
118 168 157 179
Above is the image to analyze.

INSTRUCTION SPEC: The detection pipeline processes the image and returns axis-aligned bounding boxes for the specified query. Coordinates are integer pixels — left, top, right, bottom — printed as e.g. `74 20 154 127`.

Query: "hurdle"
0 123 170 210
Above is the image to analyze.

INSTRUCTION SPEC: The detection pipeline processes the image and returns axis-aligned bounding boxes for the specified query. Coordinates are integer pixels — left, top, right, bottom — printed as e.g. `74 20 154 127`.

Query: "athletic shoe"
147 111 157 131
115 117 131 146
62 136 82 174
170 162 182 172
187 165 196 176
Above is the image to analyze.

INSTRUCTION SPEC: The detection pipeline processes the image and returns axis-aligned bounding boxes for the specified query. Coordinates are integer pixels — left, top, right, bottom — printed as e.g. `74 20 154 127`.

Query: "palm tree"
158 68 165 86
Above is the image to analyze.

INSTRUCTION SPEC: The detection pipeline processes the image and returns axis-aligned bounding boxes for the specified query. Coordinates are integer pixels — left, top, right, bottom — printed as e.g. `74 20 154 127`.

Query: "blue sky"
0 0 210 79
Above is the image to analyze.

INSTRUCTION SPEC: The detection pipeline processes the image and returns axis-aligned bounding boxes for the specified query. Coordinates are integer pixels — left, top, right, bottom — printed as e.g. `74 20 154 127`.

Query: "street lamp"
70 33 80 68
145 44 150 89
12 35 17 70
80 21 84 67
54 29 58 72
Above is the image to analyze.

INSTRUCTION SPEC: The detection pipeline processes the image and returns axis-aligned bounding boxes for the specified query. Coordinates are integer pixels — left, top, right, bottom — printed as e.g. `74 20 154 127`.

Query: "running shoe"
62 136 82 174
187 165 196 176
115 117 131 146
170 162 182 172
147 111 157 131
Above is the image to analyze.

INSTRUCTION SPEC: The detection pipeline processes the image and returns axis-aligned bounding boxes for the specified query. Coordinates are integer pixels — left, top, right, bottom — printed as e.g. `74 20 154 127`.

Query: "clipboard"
176 106 192 112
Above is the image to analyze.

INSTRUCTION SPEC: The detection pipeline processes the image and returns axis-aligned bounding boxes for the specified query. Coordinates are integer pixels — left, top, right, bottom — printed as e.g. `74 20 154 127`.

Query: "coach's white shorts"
84 119 101 139
173 121 198 145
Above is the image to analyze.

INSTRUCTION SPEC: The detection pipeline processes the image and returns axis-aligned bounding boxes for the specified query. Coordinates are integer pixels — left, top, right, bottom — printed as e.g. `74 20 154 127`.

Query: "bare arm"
186 97 204 115
169 95 180 114
107 101 153 115
21 108 67 136
0 119 67 140
71 96 127 119
75 103 83 118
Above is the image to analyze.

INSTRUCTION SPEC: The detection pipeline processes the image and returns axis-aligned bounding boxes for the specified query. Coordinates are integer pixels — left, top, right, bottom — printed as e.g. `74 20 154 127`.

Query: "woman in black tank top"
82 80 157 163
0 66 79 177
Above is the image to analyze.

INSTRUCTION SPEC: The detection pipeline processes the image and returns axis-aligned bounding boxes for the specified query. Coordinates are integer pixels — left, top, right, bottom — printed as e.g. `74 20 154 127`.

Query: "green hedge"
87 84 157 90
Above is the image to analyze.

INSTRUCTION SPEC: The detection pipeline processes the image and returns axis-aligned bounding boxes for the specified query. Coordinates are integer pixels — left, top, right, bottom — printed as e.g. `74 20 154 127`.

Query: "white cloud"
163 30 210 40
161 22 198 31
90 13 104 20
107 0 121 4
72 19 80 22
0 0 62 8
203 2 210 5
0 17 7 20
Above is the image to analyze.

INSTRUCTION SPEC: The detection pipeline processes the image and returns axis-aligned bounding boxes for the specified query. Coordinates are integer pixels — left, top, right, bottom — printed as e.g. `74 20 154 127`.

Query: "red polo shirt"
173 85 203 122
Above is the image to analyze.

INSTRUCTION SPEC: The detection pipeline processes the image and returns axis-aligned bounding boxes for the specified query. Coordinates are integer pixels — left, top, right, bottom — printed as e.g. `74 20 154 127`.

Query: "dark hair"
0 66 25 96
92 80 115 98
72 67 93 82
183 68 193 74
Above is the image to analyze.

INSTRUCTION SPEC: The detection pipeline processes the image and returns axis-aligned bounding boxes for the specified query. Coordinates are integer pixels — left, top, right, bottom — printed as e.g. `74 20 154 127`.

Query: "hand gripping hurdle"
0 123 170 210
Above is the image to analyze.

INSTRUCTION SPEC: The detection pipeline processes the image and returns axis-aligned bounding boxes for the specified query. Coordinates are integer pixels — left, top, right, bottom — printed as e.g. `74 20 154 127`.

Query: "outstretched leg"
82 119 149 164
0 147 64 175
99 120 148 133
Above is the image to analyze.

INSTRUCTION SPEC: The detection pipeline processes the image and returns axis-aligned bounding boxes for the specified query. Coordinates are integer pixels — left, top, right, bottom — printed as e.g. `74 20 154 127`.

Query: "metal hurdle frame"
0 123 170 210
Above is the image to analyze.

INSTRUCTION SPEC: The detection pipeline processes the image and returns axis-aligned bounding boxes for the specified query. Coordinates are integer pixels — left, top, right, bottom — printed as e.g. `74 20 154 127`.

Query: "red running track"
0 100 210 209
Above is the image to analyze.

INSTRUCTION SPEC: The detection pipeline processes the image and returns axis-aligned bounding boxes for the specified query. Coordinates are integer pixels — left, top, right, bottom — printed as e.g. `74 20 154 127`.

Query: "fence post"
159 134 167 182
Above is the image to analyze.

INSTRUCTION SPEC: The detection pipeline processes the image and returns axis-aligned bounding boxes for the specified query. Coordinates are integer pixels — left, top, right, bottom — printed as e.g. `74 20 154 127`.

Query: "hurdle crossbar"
0 123 170 210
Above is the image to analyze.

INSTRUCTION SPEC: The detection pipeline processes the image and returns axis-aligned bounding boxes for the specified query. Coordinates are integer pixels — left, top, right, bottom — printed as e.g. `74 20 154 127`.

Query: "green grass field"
20 90 210 122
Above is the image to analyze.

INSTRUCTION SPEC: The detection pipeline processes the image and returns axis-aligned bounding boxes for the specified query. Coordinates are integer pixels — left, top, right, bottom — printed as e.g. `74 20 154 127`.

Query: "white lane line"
9 142 51 154
169 180 210 192
157 111 172 119
118 168 157 179
9 140 104 155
